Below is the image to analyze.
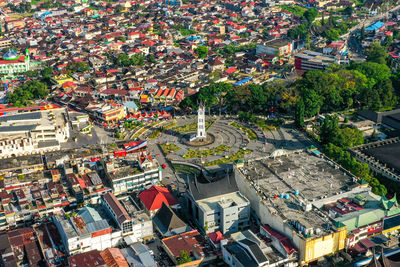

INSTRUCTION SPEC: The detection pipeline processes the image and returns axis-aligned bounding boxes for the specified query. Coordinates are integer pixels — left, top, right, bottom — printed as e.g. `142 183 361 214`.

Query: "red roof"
208 231 225 244
0 56 26 65
261 225 296 255
225 67 238 74
138 185 178 211
162 230 210 258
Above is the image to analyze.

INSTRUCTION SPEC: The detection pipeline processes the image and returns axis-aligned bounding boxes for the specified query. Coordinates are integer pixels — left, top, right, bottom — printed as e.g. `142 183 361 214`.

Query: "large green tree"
303 8 318 24
294 98 305 128
366 42 388 65
8 80 49 107
319 115 338 145
333 127 364 148
194 46 208 58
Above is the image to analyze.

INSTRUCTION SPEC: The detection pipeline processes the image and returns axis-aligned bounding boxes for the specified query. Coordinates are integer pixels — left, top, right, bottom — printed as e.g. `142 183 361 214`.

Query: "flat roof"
0 112 42 122
197 191 248 212
0 154 43 172
359 140 400 175
237 151 357 236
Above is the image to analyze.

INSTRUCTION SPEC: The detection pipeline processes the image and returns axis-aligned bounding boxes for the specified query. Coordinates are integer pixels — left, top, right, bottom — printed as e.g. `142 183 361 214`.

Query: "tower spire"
196 101 206 141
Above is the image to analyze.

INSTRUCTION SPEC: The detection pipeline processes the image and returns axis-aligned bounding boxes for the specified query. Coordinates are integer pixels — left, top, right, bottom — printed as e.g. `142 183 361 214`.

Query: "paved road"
61 125 117 149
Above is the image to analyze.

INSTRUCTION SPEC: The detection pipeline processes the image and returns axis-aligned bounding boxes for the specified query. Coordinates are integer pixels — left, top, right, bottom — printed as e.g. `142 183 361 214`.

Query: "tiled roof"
138 185 178 211
100 248 129 267
68 250 105 267
103 192 132 224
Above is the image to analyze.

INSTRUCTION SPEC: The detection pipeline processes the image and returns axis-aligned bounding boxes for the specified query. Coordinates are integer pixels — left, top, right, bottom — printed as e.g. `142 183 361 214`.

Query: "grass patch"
172 163 201 176
148 129 162 139
173 119 215 134
279 4 307 17
132 121 158 139
230 122 257 140
147 120 177 139
161 144 182 155
164 121 177 130
183 145 231 159
204 149 251 166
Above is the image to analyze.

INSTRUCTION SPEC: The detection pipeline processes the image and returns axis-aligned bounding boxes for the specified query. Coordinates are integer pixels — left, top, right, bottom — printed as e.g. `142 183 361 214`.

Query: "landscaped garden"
172 119 215 134
147 129 162 139
230 122 257 140
160 143 182 155
204 148 251 166
183 145 231 159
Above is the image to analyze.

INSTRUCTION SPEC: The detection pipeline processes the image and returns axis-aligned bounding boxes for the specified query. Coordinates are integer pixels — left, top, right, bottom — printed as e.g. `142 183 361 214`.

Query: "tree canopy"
7 80 49 107
194 46 208 58
115 53 145 67
177 250 192 264
303 8 318 24
366 42 388 65
66 62 90 75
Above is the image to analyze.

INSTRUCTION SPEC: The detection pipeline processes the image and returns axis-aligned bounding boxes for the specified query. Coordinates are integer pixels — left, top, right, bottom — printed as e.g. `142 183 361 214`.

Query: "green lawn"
279 5 307 17
230 122 257 140
161 144 182 155
172 120 215 134
204 149 251 166
183 145 231 159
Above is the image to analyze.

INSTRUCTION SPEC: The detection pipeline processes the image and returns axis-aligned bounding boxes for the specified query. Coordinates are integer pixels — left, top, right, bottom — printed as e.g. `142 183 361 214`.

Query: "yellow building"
303 227 347 263
94 103 126 122
53 74 73 85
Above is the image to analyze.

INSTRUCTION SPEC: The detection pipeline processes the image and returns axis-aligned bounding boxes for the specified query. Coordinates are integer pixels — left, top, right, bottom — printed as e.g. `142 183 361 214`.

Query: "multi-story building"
256 39 293 56
294 50 349 72
186 170 250 234
325 191 400 249
92 103 126 122
102 192 153 242
104 152 162 195
0 49 31 77
0 109 70 158
234 151 362 265
0 170 71 229
351 137 400 183
54 206 116 255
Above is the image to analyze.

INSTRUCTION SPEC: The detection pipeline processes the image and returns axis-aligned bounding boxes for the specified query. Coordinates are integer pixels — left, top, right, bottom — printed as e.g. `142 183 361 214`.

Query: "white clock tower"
197 103 206 141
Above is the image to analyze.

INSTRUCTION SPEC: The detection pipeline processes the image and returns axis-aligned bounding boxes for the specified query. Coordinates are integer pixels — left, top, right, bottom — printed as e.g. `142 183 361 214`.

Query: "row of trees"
185 56 396 119
319 116 387 196
179 80 296 114
296 61 397 121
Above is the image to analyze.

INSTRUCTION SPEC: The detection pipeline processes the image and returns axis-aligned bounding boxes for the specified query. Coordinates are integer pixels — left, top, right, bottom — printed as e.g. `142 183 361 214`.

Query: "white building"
105 153 162 195
0 109 70 158
102 192 153 243
0 49 31 76
186 170 250 234
222 230 269 267
54 207 119 255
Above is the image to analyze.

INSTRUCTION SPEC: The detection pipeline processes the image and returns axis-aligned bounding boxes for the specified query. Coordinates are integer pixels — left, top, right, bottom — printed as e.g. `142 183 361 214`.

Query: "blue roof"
312 150 322 156
366 21 384 31
123 101 138 110
3 50 18 60
233 76 252 86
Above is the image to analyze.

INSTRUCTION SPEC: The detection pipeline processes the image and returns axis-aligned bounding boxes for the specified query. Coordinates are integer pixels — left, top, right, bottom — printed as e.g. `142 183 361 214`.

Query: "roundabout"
158 117 253 167
181 132 215 147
